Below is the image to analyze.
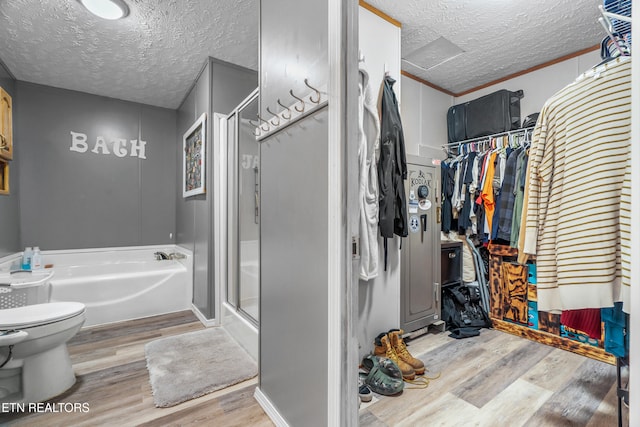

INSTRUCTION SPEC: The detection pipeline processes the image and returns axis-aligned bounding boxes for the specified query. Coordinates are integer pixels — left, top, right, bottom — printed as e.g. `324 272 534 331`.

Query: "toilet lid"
0 302 85 329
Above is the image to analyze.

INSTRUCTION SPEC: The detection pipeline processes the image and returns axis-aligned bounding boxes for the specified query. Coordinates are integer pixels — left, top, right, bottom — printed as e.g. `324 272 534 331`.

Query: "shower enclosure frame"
224 88 260 328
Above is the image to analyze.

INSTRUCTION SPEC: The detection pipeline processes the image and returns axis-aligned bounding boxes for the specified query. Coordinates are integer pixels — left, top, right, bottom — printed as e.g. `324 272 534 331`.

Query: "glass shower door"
227 90 260 325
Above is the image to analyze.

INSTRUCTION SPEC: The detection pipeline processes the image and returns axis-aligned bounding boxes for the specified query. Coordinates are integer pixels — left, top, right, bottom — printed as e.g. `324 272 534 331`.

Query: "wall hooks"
265 106 281 126
277 99 292 120
304 79 321 104
256 114 271 132
248 120 262 136
255 79 328 142
289 89 306 112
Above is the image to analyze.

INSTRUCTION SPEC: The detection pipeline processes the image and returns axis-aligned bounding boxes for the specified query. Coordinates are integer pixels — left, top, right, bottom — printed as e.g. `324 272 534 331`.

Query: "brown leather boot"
388 329 425 375
374 333 415 380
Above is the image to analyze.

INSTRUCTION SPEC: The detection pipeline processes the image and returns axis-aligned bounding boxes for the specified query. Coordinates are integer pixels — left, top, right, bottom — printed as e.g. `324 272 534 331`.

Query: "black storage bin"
441 242 462 286
465 89 524 139
447 104 467 143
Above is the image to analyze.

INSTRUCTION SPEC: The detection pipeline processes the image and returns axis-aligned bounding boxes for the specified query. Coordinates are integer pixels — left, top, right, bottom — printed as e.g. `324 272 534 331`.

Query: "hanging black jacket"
378 75 408 239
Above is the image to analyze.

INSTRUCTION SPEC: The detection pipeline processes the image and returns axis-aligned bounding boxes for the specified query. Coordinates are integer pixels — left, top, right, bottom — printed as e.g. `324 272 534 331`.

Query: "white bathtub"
0 246 193 327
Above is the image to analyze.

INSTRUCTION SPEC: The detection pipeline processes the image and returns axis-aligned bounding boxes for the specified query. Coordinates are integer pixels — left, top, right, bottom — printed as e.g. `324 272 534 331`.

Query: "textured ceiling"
367 0 605 95
0 1 606 108
0 0 259 109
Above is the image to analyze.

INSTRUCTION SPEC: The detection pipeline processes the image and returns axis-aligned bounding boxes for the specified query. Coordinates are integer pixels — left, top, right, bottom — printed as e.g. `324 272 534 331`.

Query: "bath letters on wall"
69 131 147 159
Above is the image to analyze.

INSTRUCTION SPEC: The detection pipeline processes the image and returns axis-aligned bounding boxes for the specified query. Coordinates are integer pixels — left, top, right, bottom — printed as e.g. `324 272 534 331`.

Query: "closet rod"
442 126 535 148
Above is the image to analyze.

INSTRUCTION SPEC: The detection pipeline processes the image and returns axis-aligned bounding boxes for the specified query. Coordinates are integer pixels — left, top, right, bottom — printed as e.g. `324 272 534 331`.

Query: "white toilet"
0 302 86 403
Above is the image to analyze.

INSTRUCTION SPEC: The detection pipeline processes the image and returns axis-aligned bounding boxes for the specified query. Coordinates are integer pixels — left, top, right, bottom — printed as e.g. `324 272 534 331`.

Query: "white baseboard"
191 304 219 327
254 387 289 427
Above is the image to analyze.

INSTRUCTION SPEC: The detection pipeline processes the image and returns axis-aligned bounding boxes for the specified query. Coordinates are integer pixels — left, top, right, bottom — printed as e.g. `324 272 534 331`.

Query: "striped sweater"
522 57 631 313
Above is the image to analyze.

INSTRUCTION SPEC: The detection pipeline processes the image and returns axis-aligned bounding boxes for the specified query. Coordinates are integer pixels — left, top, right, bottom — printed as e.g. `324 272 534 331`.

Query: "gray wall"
0 61 19 257
177 61 209 317
259 0 329 424
176 58 257 319
16 81 177 250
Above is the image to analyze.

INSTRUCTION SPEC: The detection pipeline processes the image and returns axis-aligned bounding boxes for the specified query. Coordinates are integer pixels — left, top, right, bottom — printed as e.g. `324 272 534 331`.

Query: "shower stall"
221 88 260 358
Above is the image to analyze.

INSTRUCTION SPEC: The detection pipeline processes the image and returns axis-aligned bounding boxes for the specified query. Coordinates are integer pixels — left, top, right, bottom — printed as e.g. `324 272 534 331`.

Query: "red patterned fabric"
561 309 601 340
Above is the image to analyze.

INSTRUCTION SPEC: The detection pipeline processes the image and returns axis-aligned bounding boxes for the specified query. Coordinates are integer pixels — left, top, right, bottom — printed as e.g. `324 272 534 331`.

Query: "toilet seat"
0 302 85 329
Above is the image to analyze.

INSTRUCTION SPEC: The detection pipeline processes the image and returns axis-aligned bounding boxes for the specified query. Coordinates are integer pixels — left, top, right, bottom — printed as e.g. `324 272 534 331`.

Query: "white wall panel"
455 50 602 119
357 6 402 359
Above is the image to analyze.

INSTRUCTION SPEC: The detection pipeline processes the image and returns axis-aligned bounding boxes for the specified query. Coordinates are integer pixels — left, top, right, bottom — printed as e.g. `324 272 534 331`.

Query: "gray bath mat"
145 327 257 408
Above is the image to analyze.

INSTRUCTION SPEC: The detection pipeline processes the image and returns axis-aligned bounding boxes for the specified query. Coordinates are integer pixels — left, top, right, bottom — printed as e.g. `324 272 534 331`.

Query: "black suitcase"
465 89 524 139
447 104 467 143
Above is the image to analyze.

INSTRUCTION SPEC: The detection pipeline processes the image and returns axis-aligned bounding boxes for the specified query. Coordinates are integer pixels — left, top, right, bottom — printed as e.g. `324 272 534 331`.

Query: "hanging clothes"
378 75 408 238
478 151 497 239
496 148 520 242
357 66 381 281
458 152 476 233
441 130 530 240
522 56 631 313
441 160 455 233
509 149 528 247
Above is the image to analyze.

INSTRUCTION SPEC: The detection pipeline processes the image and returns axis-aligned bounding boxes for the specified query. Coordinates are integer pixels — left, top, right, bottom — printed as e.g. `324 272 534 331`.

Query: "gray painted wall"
259 0 329 424
0 61 19 258
176 58 256 319
16 81 177 250
177 60 210 317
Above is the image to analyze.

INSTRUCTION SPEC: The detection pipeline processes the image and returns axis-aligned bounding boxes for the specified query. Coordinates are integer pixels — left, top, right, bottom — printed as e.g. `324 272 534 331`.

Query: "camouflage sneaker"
360 355 404 396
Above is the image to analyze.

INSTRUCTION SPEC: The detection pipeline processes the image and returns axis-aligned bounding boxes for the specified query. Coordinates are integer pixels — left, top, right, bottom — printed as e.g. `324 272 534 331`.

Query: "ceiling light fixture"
79 0 129 20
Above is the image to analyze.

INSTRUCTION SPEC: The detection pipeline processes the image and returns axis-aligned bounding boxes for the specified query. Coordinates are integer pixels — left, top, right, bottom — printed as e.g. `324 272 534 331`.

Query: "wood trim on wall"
454 44 600 97
404 44 600 98
401 70 456 97
359 0 401 28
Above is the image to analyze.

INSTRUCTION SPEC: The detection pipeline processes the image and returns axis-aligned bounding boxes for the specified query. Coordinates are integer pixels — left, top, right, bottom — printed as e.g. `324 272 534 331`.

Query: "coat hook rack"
277 99 292 120
265 107 281 126
304 79 321 104
255 79 328 142
256 114 271 132
289 89 306 112
248 120 261 137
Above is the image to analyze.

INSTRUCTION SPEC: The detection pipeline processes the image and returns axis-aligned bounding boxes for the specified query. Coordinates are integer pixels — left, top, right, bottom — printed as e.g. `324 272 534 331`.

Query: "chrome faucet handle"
154 252 169 260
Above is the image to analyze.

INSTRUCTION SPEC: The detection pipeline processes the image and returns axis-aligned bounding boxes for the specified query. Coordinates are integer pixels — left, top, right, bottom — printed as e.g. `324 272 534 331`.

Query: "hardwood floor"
360 328 628 427
0 311 627 426
0 311 273 427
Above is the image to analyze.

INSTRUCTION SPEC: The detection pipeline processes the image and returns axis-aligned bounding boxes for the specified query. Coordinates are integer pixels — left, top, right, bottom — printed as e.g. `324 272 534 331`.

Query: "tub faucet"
154 251 186 261
154 252 169 260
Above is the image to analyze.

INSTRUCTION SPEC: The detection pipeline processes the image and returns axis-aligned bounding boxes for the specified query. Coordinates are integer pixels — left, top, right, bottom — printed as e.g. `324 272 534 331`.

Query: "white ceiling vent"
402 36 465 72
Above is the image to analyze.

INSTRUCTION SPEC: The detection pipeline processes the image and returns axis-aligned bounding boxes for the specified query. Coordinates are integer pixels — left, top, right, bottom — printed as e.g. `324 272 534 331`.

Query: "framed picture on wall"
183 113 207 198
0 87 13 161
0 161 9 195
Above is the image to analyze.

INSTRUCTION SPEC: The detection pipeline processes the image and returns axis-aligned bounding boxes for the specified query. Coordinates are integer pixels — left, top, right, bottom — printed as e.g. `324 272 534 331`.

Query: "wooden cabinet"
487 243 614 364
